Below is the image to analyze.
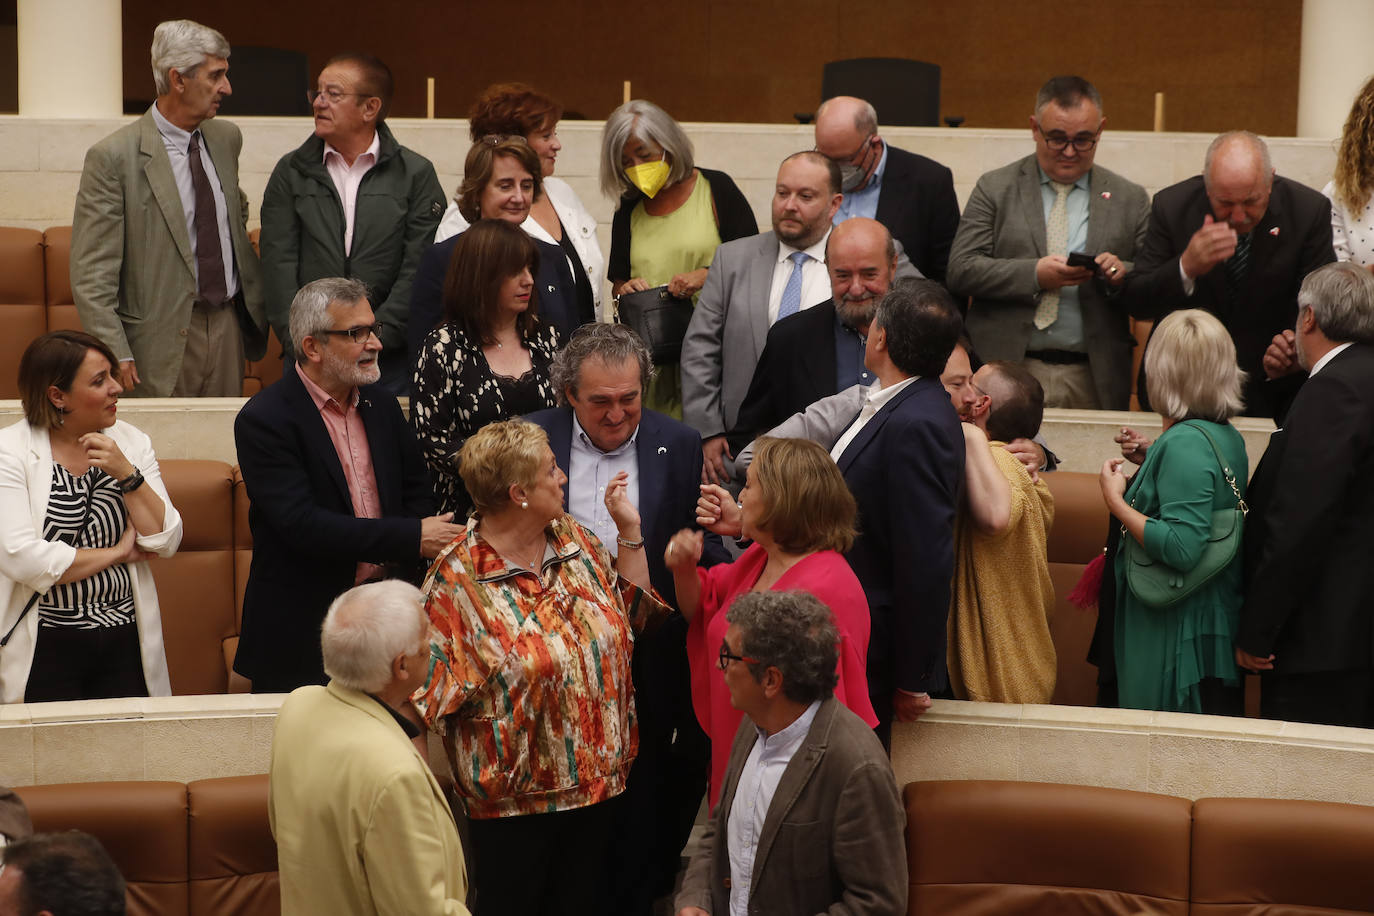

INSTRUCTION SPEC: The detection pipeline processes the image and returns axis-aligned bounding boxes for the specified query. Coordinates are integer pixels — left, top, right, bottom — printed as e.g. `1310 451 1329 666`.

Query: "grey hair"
150 20 230 96
816 96 879 136
321 580 428 694
288 277 370 360
551 322 654 402
1203 131 1273 190
1299 261 1374 344
725 591 839 705
599 99 696 200
1034 75 1103 117
1144 309 1246 421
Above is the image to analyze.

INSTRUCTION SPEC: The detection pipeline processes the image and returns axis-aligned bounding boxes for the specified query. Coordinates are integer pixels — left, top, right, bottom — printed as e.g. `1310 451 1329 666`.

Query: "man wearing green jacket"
260 52 445 394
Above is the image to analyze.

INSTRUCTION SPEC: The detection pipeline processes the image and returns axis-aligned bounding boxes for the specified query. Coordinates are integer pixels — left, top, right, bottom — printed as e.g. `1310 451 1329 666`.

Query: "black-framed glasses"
718 641 760 671
816 132 875 164
316 324 381 344
1035 123 1101 153
307 88 370 106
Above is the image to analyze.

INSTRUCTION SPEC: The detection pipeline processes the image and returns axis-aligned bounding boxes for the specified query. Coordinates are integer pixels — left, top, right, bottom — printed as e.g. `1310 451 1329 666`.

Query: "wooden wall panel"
120 0 1302 134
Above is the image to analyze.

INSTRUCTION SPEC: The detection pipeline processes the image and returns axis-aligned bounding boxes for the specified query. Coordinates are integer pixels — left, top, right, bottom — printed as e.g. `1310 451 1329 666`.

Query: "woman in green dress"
600 99 757 417
1099 309 1247 714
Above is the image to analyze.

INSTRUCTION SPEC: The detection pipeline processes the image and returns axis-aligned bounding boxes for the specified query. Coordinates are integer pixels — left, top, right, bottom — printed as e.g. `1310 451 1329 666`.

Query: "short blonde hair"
458 419 549 513
1145 309 1246 421
750 438 856 554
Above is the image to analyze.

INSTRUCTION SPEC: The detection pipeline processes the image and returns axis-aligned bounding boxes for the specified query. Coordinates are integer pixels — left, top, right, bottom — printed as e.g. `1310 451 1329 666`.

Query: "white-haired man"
71 19 267 397
269 579 470 915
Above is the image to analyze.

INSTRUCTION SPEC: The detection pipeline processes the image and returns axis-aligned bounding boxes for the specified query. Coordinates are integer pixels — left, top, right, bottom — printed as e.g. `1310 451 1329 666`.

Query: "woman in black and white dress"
0 331 182 703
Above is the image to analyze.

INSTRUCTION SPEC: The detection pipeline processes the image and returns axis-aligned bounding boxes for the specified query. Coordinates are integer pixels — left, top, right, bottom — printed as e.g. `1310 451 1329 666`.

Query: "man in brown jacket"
675 591 907 916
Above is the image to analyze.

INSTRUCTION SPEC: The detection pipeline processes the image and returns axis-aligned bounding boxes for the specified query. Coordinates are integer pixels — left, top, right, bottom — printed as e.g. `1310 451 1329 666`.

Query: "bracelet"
115 469 145 494
616 535 645 550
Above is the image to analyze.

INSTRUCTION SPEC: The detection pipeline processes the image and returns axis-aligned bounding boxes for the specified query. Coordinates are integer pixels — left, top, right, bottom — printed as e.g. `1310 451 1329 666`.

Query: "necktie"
1225 232 1252 311
777 250 809 321
1034 181 1075 330
187 131 228 306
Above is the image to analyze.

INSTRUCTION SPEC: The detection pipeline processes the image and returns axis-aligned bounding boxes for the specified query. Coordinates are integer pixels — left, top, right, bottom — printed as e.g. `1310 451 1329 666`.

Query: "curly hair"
1334 75 1374 217
469 82 562 141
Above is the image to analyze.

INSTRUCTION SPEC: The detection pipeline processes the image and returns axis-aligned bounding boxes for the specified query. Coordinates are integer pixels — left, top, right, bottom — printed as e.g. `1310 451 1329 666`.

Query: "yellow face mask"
625 155 670 199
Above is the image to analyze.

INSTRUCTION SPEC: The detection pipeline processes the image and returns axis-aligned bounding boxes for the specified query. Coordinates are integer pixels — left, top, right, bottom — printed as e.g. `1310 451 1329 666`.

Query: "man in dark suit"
730 217 895 448
814 95 960 283
234 277 463 693
832 280 964 744
675 591 907 916
1126 131 1335 418
526 322 726 915
1238 262 1374 727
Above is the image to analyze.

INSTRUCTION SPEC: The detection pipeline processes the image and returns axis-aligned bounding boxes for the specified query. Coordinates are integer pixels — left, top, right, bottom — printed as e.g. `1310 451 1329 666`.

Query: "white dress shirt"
766 229 832 324
829 376 918 461
567 415 639 557
1308 340 1353 378
726 699 821 916
323 131 380 255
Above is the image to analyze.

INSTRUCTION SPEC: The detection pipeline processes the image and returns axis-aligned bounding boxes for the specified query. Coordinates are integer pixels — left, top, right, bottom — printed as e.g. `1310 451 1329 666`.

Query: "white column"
1297 0 1374 139
17 0 122 118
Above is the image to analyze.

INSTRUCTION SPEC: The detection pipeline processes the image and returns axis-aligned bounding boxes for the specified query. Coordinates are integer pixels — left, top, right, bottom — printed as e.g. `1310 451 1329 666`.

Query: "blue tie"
777 251 809 321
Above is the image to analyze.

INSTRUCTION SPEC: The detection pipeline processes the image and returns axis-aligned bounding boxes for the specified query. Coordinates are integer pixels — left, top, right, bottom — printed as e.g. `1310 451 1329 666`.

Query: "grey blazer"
675 696 908 916
682 231 922 442
71 111 267 397
946 155 1149 409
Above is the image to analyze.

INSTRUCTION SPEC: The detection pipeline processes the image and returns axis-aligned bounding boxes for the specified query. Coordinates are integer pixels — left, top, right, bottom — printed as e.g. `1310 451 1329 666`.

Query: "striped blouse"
37 464 133 628
412 514 664 820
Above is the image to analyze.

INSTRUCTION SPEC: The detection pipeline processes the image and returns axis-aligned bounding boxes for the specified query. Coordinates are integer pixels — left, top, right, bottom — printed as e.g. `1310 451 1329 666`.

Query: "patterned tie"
187 131 228 306
1225 231 1252 310
1034 181 1075 330
777 250 809 321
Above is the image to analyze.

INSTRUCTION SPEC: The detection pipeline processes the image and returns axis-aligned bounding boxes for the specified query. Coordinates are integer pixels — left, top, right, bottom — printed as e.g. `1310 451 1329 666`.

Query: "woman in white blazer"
436 82 607 319
0 331 182 703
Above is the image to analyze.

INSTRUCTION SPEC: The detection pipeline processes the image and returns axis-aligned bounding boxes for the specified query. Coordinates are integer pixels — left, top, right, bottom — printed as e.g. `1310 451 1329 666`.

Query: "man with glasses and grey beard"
947 75 1150 411
233 278 461 694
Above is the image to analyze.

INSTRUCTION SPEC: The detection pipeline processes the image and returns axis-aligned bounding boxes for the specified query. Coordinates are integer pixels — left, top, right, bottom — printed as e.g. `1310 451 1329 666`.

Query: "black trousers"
468 799 618 916
1260 669 1374 728
25 621 148 703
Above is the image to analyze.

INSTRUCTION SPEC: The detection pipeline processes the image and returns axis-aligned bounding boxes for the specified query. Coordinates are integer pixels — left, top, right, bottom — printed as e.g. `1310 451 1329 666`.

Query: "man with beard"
813 95 961 283
233 277 463 693
731 218 900 445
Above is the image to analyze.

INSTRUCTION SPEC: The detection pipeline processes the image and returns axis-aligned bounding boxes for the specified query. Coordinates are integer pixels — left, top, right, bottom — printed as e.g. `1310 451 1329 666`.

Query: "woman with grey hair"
1098 308 1247 714
600 99 757 417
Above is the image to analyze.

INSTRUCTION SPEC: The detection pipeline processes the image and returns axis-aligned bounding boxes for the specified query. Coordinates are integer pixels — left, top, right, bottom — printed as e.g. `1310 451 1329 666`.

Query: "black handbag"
614 285 694 364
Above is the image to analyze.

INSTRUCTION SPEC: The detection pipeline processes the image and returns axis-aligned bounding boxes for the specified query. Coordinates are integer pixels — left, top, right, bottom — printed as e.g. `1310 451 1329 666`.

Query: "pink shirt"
685 544 877 808
322 131 380 255
295 363 384 584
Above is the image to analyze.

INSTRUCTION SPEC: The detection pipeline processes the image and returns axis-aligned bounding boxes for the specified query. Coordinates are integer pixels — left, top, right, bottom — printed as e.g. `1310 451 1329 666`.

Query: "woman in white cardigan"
436 82 607 319
0 331 182 703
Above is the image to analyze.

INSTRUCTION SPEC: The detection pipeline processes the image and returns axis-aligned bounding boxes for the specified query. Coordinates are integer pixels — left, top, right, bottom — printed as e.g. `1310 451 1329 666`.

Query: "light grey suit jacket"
682 231 921 442
71 110 267 397
946 155 1149 409
675 696 907 915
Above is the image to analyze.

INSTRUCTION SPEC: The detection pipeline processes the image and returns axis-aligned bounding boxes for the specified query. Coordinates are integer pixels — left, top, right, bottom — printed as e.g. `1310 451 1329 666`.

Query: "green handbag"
1123 422 1247 609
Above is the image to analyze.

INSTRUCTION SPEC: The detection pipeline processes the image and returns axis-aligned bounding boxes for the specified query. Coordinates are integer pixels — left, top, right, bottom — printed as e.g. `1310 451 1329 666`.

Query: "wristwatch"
115 469 145 494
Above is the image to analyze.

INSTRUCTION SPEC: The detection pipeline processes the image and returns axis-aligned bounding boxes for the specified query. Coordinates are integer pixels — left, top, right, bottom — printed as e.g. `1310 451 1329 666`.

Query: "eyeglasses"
316 324 381 344
718 641 760 671
1035 123 1101 153
479 133 529 147
307 88 370 106
817 132 875 164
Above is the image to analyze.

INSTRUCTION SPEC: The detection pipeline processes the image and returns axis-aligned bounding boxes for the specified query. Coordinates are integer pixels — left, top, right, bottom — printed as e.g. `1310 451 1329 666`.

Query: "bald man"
814 95 960 283
1127 131 1335 419
731 218 898 444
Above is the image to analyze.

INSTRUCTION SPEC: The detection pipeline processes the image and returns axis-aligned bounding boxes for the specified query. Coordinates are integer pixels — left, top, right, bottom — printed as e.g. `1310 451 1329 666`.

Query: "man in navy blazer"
831 280 964 745
527 323 726 913
234 277 463 694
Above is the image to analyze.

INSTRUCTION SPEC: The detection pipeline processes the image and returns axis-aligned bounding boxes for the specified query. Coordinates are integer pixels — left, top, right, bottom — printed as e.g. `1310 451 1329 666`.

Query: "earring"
520 500 529 510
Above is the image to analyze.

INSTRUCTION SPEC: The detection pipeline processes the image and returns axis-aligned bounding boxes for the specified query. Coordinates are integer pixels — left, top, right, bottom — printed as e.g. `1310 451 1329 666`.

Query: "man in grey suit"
71 20 267 398
682 152 842 483
675 591 907 916
947 75 1149 410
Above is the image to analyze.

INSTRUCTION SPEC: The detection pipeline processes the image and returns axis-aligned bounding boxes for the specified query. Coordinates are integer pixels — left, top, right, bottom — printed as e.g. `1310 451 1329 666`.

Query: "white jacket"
0 419 182 702
436 176 606 316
